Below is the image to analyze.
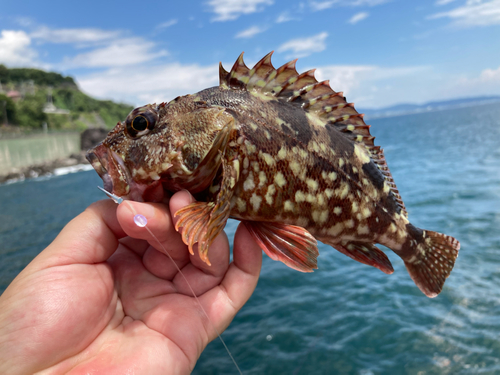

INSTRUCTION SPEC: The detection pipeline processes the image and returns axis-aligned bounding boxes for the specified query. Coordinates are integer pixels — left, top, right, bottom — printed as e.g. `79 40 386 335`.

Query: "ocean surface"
1 102 499 374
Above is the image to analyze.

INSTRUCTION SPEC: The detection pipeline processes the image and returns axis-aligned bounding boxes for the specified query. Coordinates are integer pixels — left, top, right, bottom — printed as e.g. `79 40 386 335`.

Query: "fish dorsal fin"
219 52 408 217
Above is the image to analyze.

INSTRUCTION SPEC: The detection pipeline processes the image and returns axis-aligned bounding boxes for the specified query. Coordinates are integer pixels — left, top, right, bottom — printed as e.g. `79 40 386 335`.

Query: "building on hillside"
6 90 22 103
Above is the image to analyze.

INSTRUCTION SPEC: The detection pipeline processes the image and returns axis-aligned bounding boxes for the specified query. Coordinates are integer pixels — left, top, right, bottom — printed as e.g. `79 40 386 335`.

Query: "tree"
5 67 77 87
16 92 47 127
0 94 17 125
0 65 9 84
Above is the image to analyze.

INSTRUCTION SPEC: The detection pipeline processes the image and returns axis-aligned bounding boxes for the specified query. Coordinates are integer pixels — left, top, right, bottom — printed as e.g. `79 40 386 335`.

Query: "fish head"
86 95 233 202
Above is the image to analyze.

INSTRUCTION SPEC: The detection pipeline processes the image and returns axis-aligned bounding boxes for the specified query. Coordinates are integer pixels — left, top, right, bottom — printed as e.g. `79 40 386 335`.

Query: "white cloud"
276 11 297 23
277 32 328 58
81 60 495 111
156 19 178 29
25 25 168 69
309 1 336 11
235 25 266 38
435 0 458 5
315 65 374 96
478 65 500 80
349 0 390 5
428 0 500 27
314 64 431 108
77 63 219 105
309 0 390 11
0 30 38 66
207 0 274 21
349 12 369 24
445 65 500 97
30 26 120 44
65 38 167 68
14 17 35 28
405 65 500 106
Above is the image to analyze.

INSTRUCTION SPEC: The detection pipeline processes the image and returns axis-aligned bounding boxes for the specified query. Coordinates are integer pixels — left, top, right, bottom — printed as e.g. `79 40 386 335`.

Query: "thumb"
34 199 127 269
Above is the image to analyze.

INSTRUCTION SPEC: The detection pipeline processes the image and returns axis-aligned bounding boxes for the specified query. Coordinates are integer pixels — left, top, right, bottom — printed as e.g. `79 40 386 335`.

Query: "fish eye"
125 106 158 138
132 115 148 131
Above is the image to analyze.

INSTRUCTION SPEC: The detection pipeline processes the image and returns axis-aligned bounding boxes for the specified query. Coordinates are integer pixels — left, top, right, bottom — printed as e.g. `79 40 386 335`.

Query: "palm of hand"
0 192 261 375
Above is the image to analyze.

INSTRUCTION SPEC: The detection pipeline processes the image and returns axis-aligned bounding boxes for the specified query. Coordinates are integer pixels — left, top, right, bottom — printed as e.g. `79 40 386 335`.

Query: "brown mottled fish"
86 52 460 298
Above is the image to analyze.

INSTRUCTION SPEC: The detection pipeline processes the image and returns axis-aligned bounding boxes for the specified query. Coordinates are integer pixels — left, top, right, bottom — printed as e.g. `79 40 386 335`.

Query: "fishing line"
97 186 243 375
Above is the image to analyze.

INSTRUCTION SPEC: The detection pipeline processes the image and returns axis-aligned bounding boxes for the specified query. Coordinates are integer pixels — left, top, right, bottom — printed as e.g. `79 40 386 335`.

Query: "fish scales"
198 89 384 232
86 51 460 298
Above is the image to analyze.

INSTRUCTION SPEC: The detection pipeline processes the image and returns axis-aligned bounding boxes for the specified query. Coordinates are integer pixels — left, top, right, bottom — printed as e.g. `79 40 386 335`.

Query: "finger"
169 190 229 276
172 232 230 296
108 242 177 316
119 237 149 255
36 200 126 268
199 222 262 340
117 200 189 277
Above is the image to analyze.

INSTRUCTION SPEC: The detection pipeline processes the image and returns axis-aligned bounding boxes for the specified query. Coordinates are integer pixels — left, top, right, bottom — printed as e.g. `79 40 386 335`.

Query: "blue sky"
1 0 499 108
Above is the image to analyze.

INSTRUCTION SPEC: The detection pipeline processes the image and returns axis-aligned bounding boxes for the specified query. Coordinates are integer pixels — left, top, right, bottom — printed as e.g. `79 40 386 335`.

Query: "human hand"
0 191 262 374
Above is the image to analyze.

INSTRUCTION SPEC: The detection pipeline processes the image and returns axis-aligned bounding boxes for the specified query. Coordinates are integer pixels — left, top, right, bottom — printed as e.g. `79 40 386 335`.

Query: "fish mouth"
86 144 165 202
86 144 133 199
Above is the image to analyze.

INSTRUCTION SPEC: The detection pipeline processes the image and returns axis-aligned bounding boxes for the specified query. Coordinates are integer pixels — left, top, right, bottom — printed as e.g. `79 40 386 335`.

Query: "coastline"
0 128 108 185
0 152 91 184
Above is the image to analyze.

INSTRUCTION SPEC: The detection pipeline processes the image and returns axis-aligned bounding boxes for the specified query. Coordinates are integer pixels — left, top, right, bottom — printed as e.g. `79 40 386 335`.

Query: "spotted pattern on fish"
86 51 460 298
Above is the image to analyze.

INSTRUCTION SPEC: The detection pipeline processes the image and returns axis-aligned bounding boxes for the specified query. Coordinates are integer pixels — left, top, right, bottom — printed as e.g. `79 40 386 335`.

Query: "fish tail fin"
404 230 460 298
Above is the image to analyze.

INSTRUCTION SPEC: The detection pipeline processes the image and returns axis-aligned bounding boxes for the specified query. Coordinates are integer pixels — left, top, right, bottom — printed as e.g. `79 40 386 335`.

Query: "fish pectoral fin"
175 157 238 266
243 221 319 273
332 241 394 275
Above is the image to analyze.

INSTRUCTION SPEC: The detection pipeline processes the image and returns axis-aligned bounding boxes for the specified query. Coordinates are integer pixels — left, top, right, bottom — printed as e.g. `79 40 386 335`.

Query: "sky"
0 0 499 109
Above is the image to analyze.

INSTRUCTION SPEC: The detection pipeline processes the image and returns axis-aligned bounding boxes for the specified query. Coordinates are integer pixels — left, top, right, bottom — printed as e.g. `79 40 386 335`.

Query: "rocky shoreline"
0 152 91 184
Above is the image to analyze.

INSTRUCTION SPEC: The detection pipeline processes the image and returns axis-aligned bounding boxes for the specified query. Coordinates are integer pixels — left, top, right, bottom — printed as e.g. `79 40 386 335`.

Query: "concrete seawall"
0 133 81 175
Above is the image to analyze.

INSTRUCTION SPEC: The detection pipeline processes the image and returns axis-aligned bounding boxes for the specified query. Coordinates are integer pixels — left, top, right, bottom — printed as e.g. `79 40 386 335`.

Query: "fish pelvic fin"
243 221 319 273
404 230 460 298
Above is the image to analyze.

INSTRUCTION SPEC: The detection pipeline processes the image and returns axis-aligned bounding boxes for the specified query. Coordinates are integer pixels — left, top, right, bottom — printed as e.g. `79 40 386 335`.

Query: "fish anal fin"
243 221 319 273
404 230 460 298
332 241 394 274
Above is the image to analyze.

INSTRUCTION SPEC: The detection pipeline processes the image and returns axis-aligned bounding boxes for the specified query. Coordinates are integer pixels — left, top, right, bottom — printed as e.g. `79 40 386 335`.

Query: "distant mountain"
360 96 500 119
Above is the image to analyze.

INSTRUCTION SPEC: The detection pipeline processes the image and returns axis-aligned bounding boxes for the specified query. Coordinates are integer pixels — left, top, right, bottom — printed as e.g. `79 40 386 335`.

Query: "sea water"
1 103 499 374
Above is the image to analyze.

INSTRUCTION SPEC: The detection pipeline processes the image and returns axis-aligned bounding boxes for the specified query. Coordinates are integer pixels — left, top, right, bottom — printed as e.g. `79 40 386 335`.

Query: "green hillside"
0 65 133 130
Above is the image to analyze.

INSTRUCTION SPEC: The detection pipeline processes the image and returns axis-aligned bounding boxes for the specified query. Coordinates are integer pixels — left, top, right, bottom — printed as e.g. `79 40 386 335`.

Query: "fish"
86 51 460 298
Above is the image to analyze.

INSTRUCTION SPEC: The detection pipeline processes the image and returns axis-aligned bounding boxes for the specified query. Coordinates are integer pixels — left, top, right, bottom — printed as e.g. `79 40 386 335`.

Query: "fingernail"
179 189 194 203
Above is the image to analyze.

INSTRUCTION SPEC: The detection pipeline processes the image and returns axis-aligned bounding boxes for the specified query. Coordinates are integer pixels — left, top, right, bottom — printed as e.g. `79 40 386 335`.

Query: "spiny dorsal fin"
220 52 407 217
